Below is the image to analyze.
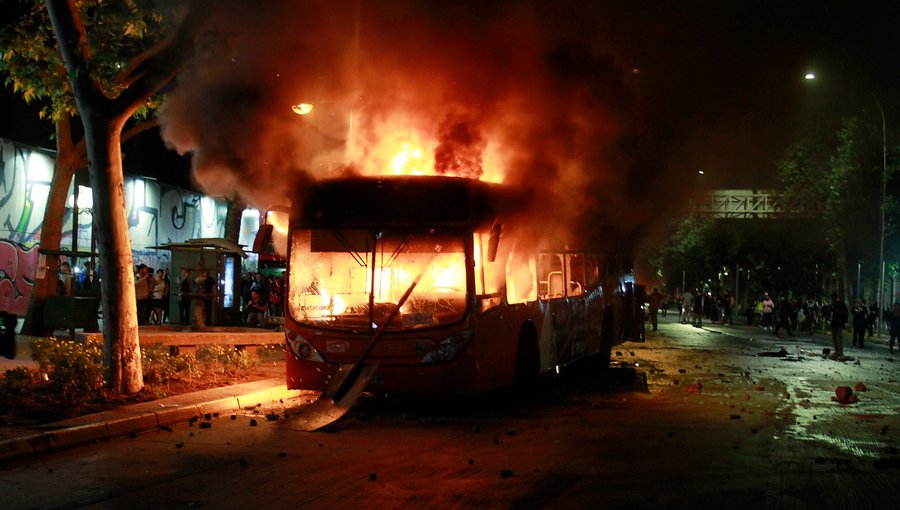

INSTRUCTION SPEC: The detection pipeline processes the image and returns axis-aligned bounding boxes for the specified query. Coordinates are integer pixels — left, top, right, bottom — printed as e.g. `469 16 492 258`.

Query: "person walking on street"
889 303 900 355
648 287 664 331
761 293 775 330
691 288 703 327
829 293 849 360
681 288 693 324
851 298 867 348
774 295 794 337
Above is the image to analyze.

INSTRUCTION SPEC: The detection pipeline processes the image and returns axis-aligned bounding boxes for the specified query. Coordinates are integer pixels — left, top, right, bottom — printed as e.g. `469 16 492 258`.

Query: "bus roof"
297 176 524 229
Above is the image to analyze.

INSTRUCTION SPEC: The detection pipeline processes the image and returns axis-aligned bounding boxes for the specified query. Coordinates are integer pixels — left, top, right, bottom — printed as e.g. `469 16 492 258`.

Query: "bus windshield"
288 228 468 331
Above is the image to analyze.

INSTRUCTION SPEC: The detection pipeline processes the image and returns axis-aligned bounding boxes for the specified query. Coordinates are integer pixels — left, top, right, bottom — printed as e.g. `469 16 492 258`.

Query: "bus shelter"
152 238 247 328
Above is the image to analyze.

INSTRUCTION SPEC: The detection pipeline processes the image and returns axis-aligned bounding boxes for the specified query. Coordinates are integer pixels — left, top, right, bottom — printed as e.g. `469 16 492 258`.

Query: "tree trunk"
87 115 143 393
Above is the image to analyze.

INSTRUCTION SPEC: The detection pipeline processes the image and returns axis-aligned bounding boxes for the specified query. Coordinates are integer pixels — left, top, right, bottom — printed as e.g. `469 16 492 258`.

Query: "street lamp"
806 72 888 334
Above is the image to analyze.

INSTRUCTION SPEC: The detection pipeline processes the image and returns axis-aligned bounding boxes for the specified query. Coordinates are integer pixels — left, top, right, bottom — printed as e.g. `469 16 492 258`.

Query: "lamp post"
805 72 888 334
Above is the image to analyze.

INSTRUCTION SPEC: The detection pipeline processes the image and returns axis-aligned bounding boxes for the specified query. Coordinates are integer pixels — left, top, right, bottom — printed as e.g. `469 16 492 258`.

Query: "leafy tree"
1 0 168 335
778 112 896 302
0 0 209 393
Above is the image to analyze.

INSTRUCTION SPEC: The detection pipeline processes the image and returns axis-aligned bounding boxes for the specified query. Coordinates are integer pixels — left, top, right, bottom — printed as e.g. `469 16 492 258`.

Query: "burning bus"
260 175 644 395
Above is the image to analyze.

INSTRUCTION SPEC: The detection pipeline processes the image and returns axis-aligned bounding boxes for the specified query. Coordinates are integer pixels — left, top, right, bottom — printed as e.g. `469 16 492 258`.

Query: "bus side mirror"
487 223 501 262
252 224 273 254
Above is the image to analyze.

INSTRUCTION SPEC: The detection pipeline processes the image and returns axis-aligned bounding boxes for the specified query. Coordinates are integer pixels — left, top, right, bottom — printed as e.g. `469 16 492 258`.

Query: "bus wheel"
515 324 540 386
597 308 614 372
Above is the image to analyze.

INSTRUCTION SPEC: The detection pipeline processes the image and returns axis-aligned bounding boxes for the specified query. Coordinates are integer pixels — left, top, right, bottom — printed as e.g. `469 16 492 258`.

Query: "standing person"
867 299 879 337
851 298 867 348
761 293 775 330
691 288 703 327
150 269 169 324
773 295 794 337
58 261 75 295
829 293 849 360
177 268 193 326
134 264 152 325
647 287 664 331
680 288 693 324
889 303 900 355
721 290 733 325
193 271 215 328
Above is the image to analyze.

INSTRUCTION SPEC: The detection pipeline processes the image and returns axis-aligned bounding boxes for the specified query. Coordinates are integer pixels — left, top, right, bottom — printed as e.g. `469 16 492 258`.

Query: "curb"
0 379 301 463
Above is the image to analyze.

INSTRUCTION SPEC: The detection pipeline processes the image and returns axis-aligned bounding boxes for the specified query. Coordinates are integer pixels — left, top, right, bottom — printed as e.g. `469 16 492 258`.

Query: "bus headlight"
420 330 473 364
286 331 325 363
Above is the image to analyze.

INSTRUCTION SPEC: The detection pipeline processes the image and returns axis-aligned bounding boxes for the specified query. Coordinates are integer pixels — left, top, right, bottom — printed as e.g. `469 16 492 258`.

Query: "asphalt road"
2 315 898 509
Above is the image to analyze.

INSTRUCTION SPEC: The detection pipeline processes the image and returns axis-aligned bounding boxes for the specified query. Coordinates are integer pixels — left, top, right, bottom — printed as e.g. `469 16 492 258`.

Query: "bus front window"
289 228 468 330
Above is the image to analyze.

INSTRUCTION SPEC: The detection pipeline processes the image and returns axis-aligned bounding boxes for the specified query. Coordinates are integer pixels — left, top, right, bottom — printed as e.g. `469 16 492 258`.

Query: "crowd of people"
130 265 285 329
670 286 900 357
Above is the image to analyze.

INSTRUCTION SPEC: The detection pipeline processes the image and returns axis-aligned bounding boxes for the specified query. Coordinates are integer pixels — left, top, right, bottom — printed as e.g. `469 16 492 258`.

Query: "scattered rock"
188 416 198 425
616 351 623 356
369 472 377 481
204 413 212 420
199 422 211 429
687 382 702 394
833 386 855 404
744 394 751 400
278 451 287 457
678 368 687 373
854 382 867 392
730 414 741 420
783 392 791 399
468 459 475 465
175 442 184 449
500 469 514 478
231 414 237 420
265 413 280 421
754 385 765 391
239 457 248 467
159 425 172 432
249 419 258 427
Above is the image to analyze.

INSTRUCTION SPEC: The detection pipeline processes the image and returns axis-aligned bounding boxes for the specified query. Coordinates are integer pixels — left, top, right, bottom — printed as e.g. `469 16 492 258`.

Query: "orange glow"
291 103 314 115
320 286 347 315
346 114 504 182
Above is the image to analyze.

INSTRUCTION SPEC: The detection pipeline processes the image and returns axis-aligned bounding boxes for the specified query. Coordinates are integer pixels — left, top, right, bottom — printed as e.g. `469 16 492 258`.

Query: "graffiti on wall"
0 138 230 313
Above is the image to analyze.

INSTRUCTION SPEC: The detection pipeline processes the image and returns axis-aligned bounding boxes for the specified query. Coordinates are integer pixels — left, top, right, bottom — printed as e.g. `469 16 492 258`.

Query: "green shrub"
30 337 104 398
196 345 253 378
141 344 180 384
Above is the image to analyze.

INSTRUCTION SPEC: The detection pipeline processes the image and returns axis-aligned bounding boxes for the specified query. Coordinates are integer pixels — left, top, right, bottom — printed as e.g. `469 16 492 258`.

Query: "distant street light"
805 71 888 333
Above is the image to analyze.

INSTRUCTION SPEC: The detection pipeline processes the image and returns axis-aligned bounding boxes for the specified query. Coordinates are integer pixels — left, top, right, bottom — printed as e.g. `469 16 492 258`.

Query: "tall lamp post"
805 72 887 334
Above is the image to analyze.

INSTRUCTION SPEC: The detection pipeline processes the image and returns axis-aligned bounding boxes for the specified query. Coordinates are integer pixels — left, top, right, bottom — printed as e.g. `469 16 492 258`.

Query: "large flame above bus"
159 2 650 248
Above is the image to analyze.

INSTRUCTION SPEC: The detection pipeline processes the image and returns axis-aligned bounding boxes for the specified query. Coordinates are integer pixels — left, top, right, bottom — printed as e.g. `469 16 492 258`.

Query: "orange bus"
274 175 643 394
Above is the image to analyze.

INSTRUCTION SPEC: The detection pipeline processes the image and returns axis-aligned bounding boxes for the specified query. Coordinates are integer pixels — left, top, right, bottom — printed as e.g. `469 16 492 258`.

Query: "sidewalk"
0 377 303 463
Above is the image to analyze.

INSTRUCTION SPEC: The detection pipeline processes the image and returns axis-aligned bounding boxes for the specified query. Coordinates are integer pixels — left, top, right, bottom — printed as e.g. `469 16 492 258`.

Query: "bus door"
538 252 583 366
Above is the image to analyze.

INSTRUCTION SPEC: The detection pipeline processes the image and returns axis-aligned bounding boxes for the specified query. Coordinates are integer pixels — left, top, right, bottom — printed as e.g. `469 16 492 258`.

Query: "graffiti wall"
0 138 231 315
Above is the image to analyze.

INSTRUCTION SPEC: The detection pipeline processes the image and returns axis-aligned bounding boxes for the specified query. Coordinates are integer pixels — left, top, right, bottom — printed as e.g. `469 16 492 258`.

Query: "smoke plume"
160 0 663 252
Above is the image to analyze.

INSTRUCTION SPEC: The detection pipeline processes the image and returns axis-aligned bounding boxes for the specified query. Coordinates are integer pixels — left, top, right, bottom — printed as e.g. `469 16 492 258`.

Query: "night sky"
1 1 899 192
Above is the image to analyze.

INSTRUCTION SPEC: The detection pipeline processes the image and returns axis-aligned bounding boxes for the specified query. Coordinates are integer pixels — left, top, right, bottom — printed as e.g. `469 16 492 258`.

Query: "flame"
291 103 314 115
320 286 347 315
345 111 505 182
